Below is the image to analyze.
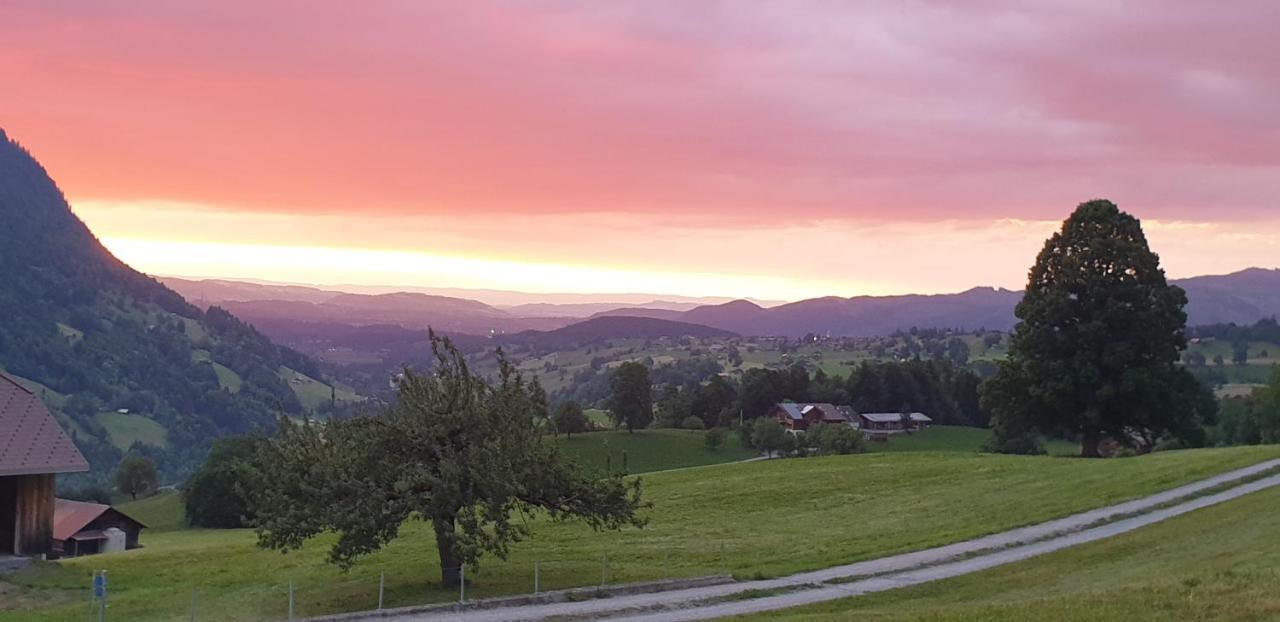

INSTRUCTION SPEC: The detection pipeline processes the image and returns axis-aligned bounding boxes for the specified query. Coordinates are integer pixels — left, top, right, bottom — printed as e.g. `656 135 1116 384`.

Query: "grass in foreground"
5 446 1280 622
739 480 1280 621
557 429 756 475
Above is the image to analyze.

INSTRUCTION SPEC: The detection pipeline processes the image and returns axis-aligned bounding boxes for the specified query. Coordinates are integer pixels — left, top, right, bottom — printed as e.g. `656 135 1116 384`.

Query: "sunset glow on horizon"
4 1 1280 300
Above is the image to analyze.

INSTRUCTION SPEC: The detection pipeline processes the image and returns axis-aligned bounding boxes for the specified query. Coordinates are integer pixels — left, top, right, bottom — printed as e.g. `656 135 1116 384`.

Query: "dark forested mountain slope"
0 128 334 482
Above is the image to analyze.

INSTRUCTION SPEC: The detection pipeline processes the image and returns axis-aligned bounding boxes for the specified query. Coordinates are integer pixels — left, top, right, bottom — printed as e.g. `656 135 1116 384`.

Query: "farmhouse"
859 412 933 440
771 403 856 431
0 373 90 559
52 498 146 558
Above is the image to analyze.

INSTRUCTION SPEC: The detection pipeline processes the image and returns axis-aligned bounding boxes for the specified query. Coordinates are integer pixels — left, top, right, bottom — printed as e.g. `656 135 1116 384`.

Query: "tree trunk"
1080 432 1103 458
433 516 462 587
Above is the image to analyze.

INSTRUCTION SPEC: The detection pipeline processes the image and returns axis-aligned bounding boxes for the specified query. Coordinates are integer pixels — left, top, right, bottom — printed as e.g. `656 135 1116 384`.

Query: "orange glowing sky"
2 2 1278 300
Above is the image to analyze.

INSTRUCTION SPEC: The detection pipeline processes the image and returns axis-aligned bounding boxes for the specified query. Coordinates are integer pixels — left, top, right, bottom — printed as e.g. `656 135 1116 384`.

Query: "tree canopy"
250 335 646 586
982 200 1213 457
114 455 158 500
183 436 264 528
608 362 653 432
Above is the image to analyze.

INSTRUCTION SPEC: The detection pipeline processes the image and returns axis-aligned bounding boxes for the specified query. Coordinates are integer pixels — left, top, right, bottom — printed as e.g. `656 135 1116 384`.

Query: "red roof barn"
0 373 89 558
52 498 146 557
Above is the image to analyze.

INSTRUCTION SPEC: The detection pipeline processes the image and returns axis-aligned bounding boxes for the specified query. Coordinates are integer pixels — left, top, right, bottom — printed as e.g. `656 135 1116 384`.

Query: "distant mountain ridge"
598 272 1280 337
170 268 1280 340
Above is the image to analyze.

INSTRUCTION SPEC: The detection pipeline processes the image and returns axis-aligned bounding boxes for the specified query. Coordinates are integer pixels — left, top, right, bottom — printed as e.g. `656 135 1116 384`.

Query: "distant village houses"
770 403 855 431
859 412 933 440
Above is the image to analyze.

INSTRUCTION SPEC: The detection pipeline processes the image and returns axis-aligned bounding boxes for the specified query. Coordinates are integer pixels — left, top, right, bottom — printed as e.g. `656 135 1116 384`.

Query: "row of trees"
1213 369 1280 446
594 355 987 436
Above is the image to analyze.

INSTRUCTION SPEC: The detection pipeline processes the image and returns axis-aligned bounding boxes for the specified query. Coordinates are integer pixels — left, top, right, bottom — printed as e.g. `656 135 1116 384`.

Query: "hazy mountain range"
165 268 1280 341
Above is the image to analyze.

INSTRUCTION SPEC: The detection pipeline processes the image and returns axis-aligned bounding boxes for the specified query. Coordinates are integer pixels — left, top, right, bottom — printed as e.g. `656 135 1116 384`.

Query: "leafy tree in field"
804 422 828 453
552 401 589 438
704 427 725 451
982 200 1213 457
778 430 799 457
184 436 264 528
1183 351 1207 367
1232 342 1250 366
1214 354 1225 366
680 415 706 431
114 455 158 500
752 417 787 458
609 362 653 433
250 335 646 586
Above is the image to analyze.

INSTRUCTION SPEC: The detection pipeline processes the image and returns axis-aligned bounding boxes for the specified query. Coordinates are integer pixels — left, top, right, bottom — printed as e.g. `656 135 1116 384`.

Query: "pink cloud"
1 0 1278 228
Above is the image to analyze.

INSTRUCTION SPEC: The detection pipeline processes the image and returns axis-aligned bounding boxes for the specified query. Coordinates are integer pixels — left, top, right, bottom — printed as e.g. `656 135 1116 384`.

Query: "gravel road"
372 459 1280 622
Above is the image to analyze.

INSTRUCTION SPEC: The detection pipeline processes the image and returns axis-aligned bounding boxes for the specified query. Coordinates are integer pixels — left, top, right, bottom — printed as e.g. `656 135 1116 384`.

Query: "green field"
117 491 186 532
864 426 990 453
94 411 169 450
5 446 1280 621
742 479 1280 621
584 407 612 427
557 429 757 474
280 366 361 410
211 361 243 392
858 425 1078 456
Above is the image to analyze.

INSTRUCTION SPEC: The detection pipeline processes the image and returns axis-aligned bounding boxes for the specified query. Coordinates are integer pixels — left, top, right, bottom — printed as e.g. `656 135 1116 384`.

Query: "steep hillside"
0 128 344 482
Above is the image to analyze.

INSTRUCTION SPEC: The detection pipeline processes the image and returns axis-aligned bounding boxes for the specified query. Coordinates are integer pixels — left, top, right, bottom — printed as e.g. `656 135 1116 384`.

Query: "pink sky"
2 1 1278 299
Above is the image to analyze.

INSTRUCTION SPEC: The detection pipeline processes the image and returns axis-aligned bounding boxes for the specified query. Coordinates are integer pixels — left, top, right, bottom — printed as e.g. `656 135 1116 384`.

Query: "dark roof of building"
773 403 852 423
860 412 933 423
0 373 89 477
53 498 146 541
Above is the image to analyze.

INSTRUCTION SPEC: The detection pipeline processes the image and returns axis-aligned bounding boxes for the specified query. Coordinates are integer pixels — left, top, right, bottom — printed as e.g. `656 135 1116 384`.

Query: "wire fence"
79 542 740 621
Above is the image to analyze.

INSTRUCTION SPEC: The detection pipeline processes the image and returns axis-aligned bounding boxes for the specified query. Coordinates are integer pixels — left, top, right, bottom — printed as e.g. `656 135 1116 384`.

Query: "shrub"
704 427 726 451
184 436 264 528
820 424 865 455
681 415 706 431
752 418 787 457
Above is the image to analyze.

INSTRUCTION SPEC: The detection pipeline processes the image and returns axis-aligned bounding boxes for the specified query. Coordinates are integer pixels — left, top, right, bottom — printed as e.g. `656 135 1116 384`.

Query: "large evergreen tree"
250 335 646 586
982 200 1213 457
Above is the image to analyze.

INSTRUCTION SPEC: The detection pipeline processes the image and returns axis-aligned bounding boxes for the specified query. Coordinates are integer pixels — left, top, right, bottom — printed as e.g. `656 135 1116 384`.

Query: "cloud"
4 1 1279 295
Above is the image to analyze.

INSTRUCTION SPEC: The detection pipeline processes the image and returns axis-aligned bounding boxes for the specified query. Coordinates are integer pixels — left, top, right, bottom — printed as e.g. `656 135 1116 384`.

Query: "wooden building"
0 373 89 558
858 412 933 440
770 403 856 431
52 499 146 557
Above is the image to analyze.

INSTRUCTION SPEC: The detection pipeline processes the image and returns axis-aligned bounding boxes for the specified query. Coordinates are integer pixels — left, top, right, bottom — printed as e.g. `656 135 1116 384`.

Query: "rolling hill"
504 315 738 350
596 274 1280 337
0 128 350 482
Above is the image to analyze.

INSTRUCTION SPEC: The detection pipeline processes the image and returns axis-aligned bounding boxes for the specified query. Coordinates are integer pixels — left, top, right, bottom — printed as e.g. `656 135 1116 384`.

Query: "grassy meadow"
556 428 757 475
741 479 1280 622
5 446 1280 621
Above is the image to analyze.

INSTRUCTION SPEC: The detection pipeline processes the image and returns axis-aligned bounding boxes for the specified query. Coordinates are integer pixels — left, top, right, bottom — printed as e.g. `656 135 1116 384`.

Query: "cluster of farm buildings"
1 373 144 565
769 402 932 440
